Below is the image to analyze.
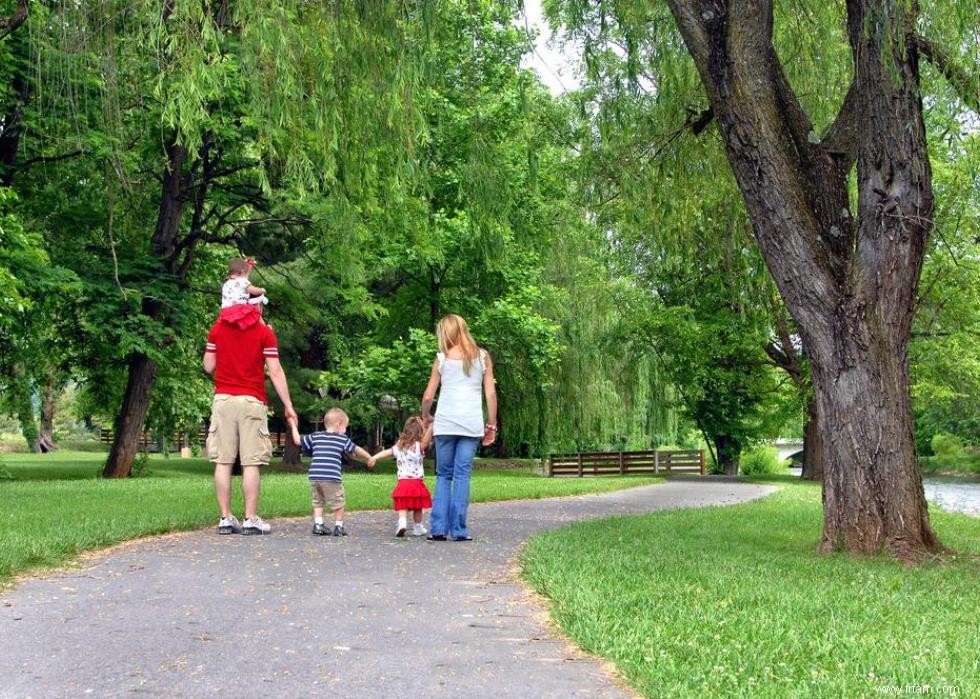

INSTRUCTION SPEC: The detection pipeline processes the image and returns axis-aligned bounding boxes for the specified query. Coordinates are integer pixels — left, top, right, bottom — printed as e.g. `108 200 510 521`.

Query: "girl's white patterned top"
393 441 425 479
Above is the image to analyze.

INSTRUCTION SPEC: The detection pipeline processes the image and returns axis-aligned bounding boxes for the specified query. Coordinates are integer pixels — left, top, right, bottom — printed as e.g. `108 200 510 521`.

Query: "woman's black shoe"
426 534 447 541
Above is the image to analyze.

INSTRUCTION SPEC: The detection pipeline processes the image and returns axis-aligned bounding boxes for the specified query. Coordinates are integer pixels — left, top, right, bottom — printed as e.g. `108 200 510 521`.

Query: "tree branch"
0 0 28 41
910 33 979 114
819 79 860 164
14 148 86 169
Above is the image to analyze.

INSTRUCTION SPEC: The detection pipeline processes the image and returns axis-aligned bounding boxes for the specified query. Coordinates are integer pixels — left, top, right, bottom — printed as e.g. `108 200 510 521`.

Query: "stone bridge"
774 438 805 463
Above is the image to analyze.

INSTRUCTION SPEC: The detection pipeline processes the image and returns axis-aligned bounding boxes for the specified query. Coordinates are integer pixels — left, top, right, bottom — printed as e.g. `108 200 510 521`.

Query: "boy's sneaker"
313 523 329 536
412 524 427 537
217 515 242 535
242 516 271 535
395 524 407 538
332 524 347 537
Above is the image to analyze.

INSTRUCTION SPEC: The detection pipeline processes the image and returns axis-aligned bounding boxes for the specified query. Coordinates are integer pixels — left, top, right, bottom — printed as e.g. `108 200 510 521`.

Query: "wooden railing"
547 449 705 477
99 427 296 456
99 429 207 450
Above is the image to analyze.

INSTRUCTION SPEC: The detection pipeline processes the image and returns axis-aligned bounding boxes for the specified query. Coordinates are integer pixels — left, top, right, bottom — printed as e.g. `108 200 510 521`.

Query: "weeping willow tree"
550 0 979 560
16 1 430 476
300 1 679 457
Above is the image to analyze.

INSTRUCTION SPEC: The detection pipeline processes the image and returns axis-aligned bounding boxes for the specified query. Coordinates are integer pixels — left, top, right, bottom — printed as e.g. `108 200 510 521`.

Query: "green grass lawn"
0 451 660 584
521 475 979 698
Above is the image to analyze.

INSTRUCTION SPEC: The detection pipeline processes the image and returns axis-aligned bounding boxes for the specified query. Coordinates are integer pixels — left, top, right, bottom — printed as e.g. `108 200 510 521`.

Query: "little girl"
218 257 268 329
372 416 433 537
222 257 268 309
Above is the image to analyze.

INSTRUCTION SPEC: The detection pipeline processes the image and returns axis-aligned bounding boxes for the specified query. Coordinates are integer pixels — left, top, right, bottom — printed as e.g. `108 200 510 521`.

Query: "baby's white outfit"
222 277 267 308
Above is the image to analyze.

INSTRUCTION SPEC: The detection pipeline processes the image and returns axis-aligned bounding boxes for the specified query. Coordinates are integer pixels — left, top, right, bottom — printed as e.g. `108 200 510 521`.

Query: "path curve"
0 480 774 698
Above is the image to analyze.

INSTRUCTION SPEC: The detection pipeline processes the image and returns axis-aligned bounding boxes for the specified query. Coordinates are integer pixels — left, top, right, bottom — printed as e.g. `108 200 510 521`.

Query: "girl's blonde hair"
436 314 481 376
396 415 425 450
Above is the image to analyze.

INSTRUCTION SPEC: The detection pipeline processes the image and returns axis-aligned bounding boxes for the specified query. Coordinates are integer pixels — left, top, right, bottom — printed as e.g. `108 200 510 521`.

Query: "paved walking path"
0 480 774 698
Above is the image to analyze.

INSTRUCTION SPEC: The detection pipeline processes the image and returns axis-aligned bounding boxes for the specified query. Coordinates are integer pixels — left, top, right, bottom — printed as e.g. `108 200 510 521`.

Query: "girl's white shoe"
412 523 427 537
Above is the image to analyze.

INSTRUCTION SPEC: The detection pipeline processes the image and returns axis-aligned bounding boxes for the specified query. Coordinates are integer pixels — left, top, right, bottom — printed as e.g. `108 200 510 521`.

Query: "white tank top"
433 351 485 438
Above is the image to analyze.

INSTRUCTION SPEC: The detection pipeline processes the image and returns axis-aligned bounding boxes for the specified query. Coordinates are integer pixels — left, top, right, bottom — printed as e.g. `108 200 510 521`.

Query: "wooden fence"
547 449 705 477
99 429 207 451
99 427 298 455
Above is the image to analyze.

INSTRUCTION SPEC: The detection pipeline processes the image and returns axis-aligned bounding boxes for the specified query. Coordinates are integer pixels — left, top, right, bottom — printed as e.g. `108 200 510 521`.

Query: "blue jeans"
430 435 480 539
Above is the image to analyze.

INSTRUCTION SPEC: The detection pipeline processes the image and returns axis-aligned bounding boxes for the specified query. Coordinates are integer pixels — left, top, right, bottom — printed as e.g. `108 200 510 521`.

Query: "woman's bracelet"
485 424 497 431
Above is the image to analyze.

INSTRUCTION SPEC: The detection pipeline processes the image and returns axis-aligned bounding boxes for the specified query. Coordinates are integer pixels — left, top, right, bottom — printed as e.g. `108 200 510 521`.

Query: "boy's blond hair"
324 407 348 430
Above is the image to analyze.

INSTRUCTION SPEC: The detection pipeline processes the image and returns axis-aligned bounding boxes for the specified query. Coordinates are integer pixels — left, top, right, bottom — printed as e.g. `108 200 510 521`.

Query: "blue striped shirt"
300 431 355 482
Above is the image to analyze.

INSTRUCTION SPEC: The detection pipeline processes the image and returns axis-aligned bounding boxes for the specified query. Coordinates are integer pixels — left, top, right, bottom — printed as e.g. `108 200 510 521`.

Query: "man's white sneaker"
412 524 427 537
242 516 271 535
217 515 242 535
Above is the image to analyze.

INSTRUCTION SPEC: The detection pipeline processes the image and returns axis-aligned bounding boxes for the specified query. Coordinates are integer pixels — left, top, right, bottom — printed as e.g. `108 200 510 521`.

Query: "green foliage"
930 432 965 458
522 481 980 697
297 1 678 456
910 129 980 452
738 445 787 476
324 328 438 429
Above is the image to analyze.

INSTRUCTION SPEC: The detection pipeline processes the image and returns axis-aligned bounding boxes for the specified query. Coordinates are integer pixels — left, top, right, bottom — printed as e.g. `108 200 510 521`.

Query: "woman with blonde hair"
420 314 497 541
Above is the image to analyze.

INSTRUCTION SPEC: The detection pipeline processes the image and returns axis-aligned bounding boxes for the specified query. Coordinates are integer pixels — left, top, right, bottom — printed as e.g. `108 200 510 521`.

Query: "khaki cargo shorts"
311 481 345 511
206 394 273 466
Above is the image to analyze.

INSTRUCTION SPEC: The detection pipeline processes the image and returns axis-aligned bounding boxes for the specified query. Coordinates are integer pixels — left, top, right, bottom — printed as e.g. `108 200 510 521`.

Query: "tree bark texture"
714 434 739 476
0 0 28 42
799 397 823 480
279 439 303 472
665 0 941 560
34 374 59 453
104 352 159 476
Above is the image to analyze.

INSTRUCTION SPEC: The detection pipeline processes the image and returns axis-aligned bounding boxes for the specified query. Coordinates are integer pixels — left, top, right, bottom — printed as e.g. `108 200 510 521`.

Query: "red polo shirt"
205 320 279 402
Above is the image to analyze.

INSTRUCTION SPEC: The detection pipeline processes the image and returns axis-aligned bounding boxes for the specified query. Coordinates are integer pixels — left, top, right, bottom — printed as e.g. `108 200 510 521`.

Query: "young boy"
294 408 374 536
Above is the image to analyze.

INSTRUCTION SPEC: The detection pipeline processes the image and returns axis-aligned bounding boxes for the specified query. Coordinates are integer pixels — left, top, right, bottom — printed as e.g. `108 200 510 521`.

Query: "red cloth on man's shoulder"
205 316 278 402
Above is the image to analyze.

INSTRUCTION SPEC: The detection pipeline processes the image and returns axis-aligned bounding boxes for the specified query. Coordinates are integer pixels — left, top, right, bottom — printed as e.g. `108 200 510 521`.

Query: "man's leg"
242 464 261 520
207 394 238 523
237 395 272 527
214 462 234 518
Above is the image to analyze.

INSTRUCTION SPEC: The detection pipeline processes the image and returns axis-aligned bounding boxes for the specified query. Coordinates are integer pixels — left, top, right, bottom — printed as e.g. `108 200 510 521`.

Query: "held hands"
366 456 376 470
286 413 301 445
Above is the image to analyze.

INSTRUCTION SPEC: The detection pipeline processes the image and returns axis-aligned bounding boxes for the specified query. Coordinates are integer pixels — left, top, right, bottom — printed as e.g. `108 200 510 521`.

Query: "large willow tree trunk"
103 142 189 478
665 0 942 560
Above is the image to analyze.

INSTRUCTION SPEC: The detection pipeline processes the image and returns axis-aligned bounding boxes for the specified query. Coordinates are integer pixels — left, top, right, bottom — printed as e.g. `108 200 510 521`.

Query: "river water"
923 477 980 517
787 469 979 517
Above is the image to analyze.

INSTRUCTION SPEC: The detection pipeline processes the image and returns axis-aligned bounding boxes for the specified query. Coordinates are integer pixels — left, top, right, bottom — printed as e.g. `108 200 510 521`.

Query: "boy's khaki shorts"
311 482 345 511
206 394 273 466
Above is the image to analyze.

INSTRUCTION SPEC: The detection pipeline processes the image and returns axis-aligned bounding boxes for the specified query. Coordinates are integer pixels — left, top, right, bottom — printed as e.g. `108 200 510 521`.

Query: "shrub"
930 432 965 458
739 445 786 475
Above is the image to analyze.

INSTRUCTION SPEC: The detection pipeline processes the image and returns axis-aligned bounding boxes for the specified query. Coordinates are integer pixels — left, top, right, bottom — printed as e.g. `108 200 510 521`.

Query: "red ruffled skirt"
218 305 262 330
392 478 432 510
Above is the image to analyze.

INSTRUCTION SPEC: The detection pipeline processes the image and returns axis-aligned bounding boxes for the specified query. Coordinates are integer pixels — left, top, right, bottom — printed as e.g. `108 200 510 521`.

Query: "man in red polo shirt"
203 314 297 535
